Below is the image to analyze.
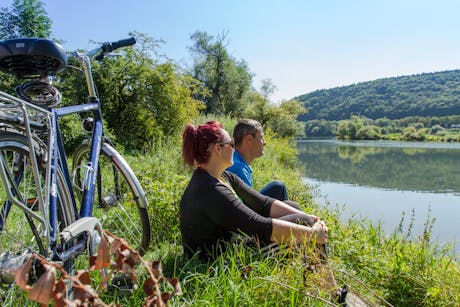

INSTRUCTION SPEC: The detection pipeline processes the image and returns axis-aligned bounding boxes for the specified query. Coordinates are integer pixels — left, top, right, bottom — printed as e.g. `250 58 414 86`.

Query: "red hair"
182 121 224 167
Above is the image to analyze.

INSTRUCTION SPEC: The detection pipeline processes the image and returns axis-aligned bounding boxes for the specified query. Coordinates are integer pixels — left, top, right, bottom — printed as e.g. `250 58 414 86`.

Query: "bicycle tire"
72 142 151 255
0 131 75 300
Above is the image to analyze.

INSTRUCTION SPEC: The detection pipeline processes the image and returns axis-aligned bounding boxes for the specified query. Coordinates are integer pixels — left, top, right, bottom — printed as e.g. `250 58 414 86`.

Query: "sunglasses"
218 138 235 148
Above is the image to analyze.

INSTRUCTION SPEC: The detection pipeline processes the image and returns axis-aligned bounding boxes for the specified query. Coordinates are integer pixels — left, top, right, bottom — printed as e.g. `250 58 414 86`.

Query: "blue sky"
4 0 460 102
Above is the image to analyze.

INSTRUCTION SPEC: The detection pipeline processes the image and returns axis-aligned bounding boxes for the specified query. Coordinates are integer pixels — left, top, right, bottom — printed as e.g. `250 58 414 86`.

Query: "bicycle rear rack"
0 90 54 248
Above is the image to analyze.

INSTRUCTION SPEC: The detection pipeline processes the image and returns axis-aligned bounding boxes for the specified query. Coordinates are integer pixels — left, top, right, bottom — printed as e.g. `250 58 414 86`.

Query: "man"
226 119 293 202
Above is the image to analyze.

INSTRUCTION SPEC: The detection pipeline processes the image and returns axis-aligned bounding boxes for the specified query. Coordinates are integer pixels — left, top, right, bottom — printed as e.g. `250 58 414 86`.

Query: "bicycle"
0 37 151 298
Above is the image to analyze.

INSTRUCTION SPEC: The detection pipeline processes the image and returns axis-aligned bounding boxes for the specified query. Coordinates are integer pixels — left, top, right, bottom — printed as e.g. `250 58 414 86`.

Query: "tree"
243 90 276 127
267 99 306 138
336 115 364 139
0 0 51 39
58 32 204 151
260 78 277 100
188 30 252 116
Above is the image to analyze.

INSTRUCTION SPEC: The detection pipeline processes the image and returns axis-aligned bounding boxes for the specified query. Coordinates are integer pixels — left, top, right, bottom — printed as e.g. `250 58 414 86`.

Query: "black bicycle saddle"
0 38 67 78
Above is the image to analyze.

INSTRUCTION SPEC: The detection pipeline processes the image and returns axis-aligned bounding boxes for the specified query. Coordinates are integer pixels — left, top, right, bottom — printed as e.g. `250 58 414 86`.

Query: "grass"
3 116 460 306
121 129 460 306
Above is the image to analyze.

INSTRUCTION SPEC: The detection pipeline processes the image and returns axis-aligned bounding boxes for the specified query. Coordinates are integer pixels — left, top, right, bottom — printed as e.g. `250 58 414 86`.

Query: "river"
297 139 460 254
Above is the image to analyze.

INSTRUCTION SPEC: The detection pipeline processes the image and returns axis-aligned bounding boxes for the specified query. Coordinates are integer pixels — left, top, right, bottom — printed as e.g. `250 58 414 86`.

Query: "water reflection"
297 139 460 195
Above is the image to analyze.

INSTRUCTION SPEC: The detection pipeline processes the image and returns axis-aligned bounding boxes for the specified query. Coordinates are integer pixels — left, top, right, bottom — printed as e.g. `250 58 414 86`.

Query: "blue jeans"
260 180 288 201
260 180 301 210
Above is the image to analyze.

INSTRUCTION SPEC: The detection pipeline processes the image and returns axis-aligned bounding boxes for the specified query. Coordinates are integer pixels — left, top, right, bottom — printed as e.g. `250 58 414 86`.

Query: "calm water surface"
297 139 460 253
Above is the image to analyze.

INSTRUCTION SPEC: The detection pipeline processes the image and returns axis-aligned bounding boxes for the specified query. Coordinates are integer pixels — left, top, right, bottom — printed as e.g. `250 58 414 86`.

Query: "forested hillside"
296 70 460 121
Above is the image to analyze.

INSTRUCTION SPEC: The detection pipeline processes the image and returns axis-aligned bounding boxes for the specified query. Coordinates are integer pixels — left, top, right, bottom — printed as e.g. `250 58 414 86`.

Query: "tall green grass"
120 126 460 306
5 117 458 305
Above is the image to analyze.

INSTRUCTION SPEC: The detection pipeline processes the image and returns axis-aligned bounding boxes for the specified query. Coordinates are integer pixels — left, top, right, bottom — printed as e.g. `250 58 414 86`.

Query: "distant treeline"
296 70 460 121
305 115 460 142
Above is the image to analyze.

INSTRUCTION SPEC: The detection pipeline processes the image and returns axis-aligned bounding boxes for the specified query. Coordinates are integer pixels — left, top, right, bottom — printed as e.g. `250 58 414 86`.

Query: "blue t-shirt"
226 150 253 187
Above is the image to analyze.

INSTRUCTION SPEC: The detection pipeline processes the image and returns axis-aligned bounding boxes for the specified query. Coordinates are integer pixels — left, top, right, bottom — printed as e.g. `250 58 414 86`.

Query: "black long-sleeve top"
180 168 275 259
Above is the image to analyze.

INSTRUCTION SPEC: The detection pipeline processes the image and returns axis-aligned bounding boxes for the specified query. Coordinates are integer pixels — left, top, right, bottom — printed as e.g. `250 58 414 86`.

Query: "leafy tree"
267 99 306 138
336 115 364 139
356 125 381 140
188 31 252 116
243 77 306 138
304 119 337 137
260 78 277 100
58 33 204 151
0 0 51 39
243 90 276 127
429 124 445 135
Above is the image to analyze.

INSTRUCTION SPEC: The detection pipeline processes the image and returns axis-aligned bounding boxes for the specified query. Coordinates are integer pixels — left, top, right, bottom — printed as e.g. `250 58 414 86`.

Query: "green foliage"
304 119 337 137
194 114 235 133
242 90 306 138
95 39 202 150
0 71 18 95
266 100 306 139
58 114 89 153
242 90 276 127
330 209 460 306
0 0 51 39
332 115 460 141
58 33 204 151
297 70 460 121
336 115 363 139
189 31 252 116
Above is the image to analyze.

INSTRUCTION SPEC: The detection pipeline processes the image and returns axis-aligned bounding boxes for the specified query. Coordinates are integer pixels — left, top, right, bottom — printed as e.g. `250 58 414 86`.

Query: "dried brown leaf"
27 263 55 304
144 295 161 307
90 235 111 270
161 292 172 303
73 283 95 305
143 277 155 296
112 252 124 271
168 277 182 295
109 237 123 254
14 254 34 290
76 270 91 285
151 261 162 280
53 278 68 307
124 255 137 268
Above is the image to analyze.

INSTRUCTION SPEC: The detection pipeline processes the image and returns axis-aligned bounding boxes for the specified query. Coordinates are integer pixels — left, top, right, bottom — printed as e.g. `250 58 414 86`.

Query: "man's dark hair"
233 119 263 146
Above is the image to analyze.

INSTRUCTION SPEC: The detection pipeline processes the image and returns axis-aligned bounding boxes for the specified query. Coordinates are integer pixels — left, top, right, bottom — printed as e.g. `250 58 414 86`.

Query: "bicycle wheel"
0 131 75 299
72 142 150 255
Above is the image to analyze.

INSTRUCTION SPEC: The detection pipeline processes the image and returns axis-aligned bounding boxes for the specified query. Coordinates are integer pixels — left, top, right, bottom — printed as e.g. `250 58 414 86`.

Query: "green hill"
296 69 460 121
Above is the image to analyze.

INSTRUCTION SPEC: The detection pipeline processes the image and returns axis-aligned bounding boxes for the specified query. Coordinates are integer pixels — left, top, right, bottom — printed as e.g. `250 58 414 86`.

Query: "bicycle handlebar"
106 37 136 52
95 37 136 60
70 37 136 60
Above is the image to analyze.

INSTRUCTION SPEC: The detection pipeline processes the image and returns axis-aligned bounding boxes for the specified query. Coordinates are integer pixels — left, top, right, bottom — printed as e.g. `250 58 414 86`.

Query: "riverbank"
305 115 460 142
97 133 458 306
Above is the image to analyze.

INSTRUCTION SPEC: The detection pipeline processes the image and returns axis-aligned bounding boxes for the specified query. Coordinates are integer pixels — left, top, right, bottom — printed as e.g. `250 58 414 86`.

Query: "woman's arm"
271 219 328 245
269 200 319 224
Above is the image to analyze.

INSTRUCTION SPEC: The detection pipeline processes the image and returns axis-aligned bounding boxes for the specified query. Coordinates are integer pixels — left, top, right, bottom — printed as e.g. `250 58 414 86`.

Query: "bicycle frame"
0 51 107 261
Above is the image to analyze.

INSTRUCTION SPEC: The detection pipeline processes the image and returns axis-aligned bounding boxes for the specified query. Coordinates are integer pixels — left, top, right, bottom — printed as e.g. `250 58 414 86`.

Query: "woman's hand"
311 220 328 244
